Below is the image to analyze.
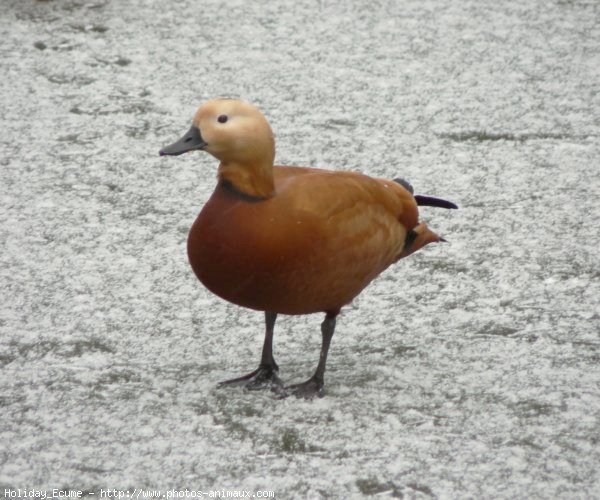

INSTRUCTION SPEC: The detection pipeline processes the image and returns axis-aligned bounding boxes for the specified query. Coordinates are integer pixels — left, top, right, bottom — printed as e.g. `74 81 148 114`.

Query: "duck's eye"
217 115 228 124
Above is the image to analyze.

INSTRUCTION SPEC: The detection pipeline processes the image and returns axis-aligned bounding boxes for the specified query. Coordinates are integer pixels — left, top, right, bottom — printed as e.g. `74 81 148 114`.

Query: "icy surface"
1 0 599 497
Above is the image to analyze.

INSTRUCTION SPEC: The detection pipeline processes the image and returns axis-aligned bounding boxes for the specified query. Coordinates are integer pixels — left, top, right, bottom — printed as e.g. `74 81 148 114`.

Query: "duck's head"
160 99 276 199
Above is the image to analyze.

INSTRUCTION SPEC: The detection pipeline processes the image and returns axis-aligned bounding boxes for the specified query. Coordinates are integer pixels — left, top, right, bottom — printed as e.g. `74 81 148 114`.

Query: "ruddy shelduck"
160 99 457 398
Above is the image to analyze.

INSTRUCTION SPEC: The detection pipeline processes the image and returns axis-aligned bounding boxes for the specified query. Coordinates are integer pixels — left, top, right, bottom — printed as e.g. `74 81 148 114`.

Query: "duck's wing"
273 166 452 262
271 167 423 264
274 166 419 228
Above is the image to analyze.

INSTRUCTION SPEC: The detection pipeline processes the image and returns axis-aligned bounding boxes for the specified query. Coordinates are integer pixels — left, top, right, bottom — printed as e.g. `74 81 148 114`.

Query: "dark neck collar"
219 179 269 203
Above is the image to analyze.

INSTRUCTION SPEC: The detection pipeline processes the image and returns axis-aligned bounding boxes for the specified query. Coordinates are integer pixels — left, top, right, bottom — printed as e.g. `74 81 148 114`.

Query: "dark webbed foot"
284 376 324 399
218 311 283 392
218 363 283 391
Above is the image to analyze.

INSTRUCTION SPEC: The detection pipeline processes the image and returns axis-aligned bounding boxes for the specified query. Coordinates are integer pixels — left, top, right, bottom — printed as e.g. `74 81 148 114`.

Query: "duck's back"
187 166 421 315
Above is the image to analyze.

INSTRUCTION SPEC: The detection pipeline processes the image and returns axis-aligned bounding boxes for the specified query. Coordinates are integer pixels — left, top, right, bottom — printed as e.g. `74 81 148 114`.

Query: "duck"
159 98 457 398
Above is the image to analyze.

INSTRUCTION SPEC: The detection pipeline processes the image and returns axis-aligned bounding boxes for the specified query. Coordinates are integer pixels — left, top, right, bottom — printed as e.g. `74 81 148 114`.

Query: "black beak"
159 125 207 156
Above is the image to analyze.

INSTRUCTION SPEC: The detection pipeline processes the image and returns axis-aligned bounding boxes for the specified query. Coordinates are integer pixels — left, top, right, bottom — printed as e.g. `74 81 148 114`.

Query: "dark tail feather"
393 178 458 209
414 195 458 210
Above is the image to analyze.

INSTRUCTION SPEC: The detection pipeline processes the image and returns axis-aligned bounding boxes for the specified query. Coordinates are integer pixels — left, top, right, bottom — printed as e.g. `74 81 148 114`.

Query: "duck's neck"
217 160 275 199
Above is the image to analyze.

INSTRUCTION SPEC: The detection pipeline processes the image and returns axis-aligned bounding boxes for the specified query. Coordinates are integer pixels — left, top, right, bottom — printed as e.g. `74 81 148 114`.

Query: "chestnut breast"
187 168 412 315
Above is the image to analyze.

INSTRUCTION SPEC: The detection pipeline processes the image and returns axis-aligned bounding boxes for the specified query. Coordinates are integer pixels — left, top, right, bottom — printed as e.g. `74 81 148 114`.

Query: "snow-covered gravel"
1 0 599 497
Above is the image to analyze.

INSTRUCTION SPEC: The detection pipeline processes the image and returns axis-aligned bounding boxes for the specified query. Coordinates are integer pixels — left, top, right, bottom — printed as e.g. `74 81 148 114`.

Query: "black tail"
414 195 458 210
393 178 458 209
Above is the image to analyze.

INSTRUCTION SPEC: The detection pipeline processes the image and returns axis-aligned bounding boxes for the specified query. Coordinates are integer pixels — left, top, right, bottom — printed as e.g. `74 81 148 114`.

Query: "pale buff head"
160 99 276 198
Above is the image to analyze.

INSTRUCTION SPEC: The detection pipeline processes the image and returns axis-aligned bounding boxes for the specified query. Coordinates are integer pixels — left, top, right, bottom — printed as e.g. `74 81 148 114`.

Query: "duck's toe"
282 376 325 399
245 366 283 391
217 364 283 392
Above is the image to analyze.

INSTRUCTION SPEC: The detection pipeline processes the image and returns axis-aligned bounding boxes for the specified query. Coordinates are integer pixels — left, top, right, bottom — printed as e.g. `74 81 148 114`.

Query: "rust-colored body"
187 166 440 315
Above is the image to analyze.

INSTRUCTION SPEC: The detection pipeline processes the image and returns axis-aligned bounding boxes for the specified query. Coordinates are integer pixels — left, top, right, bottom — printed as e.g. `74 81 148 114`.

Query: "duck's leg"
286 310 339 399
218 311 282 390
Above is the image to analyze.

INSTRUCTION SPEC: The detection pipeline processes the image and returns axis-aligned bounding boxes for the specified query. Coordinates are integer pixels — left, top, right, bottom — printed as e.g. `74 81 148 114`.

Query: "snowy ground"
1 0 599 497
